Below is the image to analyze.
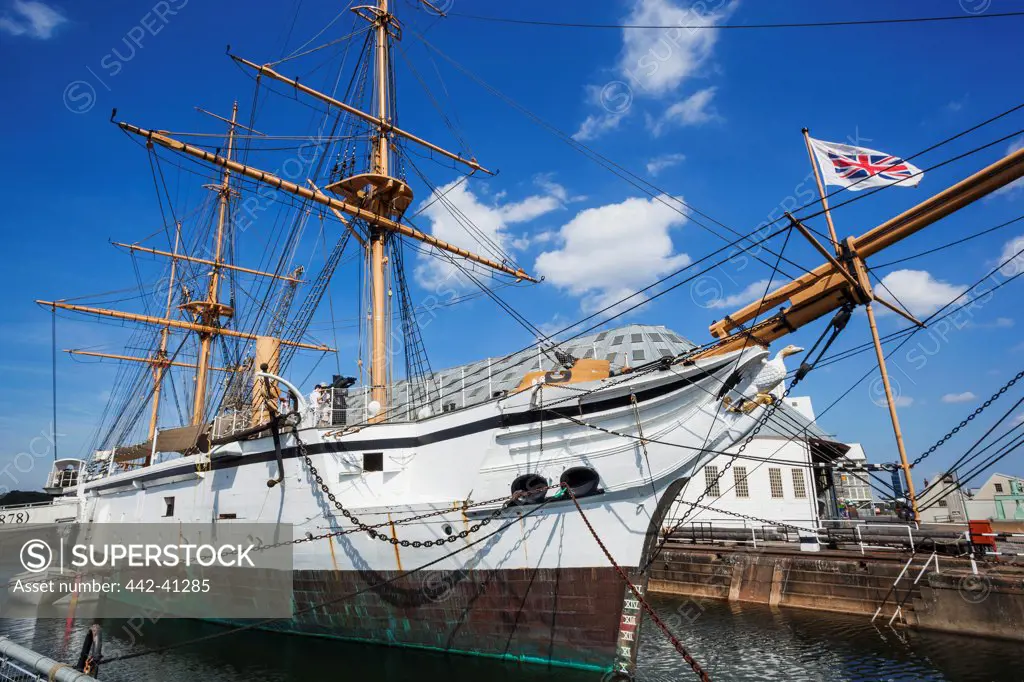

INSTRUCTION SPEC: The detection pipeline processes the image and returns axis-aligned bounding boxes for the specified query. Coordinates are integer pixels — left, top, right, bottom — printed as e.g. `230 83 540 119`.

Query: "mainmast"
103 0 537 433
186 102 239 424
368 0 395 419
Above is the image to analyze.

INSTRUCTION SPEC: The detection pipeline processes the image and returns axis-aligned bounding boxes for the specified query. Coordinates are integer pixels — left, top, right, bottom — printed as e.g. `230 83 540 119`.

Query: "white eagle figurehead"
751 344 804 400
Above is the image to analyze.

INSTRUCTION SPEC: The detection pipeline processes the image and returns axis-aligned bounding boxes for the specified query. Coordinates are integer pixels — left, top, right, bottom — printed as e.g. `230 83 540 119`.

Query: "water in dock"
2 594 1020 681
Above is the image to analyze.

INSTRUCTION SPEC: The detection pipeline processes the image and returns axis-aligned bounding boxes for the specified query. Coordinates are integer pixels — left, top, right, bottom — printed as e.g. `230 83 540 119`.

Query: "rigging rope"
450 10 1024 31
564 485 712 682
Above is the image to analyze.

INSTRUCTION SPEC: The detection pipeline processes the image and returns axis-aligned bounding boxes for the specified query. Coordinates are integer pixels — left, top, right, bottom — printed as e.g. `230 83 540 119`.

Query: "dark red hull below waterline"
260 566 633 672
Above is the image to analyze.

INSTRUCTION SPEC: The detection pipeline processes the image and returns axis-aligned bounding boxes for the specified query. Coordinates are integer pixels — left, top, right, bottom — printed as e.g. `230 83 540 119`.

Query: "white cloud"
993 138 1024 200
414 180 565 289
877 269 967 318
499 194 562 224
708 279 772 310
942 392 977 404
646 152 686 176
943 95 967 113
0 1 65 39
969 316 1014 329
893 395 914 408
997 233 1024 277
573 111 627 142
619 0 734 96
573 0 734 141
647 87 719 136
534 195 690 314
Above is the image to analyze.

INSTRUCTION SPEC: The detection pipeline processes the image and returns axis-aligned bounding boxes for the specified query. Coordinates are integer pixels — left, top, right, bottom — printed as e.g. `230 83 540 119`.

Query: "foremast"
39 107 331 445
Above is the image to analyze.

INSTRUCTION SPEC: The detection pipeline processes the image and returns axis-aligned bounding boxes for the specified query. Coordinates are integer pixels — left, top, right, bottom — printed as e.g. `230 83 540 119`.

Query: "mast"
110 0 538 431
369 0 392 419
189 102 238 424
148 221 182 442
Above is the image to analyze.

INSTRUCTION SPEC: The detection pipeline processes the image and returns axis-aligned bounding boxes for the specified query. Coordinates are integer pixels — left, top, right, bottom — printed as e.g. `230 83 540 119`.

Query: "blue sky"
1 0 1024 496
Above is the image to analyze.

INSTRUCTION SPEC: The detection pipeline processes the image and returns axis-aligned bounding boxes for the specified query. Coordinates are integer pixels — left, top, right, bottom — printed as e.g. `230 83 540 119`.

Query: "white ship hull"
35 348 768 674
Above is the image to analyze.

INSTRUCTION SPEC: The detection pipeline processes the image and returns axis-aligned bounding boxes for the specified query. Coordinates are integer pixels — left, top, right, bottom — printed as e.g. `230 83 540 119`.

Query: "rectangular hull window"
363 452 384 472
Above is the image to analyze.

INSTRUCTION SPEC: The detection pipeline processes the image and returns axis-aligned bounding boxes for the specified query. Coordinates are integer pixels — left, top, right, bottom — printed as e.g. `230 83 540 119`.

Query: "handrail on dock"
0 637 93 682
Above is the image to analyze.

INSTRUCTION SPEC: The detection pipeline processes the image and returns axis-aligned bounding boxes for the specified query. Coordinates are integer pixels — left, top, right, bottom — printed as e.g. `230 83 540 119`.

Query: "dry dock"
648 539 1024 641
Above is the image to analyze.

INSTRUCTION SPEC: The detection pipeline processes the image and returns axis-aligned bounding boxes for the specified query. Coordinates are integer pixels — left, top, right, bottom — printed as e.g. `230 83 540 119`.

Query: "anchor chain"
675 501 818 536
909 368 1024 468
272 429 540 550
644 305 852 569
564 485 712 682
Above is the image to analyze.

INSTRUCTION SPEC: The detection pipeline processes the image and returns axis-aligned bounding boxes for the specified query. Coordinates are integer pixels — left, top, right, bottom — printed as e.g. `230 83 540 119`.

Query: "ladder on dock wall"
0 637 94 682
871 551 939 626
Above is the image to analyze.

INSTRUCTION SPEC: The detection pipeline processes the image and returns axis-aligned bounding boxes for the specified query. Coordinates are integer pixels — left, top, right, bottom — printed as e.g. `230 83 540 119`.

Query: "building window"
163 497 175 517
631 333 643 343
611 335 624 346
649 333 663 342
583 348 595 359
938 499 948 507
769 468 784 498
995 483 1004 493
658 347 673 357
595 331 609 342
792 469 807 498
632 349 646 362
734 467 749 498
704 465 720 497
605 352 618 363
363 452 384 472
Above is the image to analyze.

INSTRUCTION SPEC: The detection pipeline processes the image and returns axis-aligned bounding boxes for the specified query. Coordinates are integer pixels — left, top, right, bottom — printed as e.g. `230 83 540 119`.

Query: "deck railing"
0 637 93 682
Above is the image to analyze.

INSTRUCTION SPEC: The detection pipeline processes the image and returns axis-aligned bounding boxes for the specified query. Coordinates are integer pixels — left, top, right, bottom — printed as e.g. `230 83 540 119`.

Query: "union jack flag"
808 137 923 190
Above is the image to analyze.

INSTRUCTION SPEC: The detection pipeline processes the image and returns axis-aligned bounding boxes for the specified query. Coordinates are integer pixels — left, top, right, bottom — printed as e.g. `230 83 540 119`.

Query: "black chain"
674 380 801 530
910 369 1024 468
642 305 856 569
263 430 535 551
676 500 818 536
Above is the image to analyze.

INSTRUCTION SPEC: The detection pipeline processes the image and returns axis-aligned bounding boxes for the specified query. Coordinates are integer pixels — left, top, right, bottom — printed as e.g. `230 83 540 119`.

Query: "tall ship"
14 1 1024 677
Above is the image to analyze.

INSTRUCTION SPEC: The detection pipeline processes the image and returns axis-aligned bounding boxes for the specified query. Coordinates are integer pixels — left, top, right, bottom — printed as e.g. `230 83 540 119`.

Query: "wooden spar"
193 107 265 136
802 128 840 253
66 349 241 373
112 243 303 282
368 0 392 421
148 222 180 444
707 144 1024 342
38 301 332 351
846 237 920 522
190 102 238 424
229 54 494 176
307 180 366 245
864 301 920 518
703 140 1024 522
115 122 538 283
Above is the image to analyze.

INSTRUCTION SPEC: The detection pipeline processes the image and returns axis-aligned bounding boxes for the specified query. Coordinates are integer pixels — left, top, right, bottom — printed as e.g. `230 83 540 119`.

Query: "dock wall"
648 543 1024 640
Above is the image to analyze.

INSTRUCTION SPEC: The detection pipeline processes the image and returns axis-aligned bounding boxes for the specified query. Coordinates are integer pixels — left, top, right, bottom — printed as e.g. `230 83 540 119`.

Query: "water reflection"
2 594 1022 681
